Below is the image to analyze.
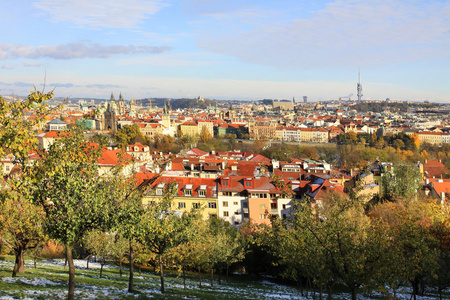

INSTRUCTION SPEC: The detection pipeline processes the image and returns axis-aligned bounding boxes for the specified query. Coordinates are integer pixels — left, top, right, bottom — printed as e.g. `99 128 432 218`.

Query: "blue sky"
0 0 449 102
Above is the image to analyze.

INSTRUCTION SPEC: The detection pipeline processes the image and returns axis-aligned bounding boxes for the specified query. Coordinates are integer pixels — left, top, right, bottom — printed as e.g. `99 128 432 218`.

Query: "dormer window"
184 184 193 196
222 177 230 186
199 185 207 197
244 178 253 188
156 182 165 196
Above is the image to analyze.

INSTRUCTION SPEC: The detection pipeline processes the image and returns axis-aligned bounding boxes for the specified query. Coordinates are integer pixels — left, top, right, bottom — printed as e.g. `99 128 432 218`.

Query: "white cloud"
23 61 42 67
1 64 13 70
117 53 219 67
0 42 172 60
195 0 450 70
33 0 167 29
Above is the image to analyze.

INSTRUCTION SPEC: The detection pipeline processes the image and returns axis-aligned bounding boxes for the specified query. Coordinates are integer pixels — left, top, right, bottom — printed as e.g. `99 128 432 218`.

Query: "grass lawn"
0 255 448 299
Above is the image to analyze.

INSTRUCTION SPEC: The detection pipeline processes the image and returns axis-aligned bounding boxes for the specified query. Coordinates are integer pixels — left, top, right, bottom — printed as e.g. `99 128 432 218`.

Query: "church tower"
118 92 125 115
162 100 171 129
130 98 136 115
104 95 118 133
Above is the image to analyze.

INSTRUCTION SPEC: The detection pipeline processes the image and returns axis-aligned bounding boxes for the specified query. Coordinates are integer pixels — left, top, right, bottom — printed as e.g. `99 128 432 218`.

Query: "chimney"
424 178 429 185
441 192 446 204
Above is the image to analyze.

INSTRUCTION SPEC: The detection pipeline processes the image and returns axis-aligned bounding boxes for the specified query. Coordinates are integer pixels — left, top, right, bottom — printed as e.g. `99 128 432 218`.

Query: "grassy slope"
0 255 449 300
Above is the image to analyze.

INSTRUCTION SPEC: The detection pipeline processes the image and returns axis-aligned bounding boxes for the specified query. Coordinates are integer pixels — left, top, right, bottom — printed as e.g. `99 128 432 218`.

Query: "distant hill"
140 98 216 110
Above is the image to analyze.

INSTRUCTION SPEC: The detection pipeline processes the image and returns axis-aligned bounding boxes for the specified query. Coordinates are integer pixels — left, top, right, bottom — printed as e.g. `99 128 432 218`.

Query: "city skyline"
0 0 449 102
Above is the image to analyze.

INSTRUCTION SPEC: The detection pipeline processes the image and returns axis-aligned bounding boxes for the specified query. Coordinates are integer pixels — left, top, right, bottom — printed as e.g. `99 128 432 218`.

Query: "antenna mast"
357 68 363 101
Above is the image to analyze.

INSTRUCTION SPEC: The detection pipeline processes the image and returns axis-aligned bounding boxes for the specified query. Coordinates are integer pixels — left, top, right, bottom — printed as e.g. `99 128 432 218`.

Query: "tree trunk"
100 261 104 278
218 267 222 285
183 266 186 290
210 266 214 287
297 273 304 297
64 257 68 269
86 255 89 269
412 279 418 300
351 286 357 300
159 254 165 293
139 266 141 276
199 267 202 288
327 284 333 300
66 244 75 300
128 240 134 293
319 284 323 300
119 259 123 278
12 245 25 277
34 251 37 269
226 263 229 283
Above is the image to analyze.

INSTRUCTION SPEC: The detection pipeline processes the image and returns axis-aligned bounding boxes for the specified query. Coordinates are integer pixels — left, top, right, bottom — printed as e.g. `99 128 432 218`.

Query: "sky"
0 0 449 102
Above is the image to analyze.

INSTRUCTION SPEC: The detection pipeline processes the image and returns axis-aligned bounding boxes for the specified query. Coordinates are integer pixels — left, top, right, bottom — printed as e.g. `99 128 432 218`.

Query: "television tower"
357 69 363 101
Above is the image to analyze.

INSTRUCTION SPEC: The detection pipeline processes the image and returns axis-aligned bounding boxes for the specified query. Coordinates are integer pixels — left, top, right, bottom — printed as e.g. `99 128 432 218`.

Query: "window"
259 204 265 209
208 202 217 209
251 193 268 198
234 221 240 225
223 211 229 217
199 190 206 197
185 189 192 196
223 201 228 207
156 189 163 196
259 214 265 219
233 201 238 205
282 204 286 209
5 166 10 172
242 202 248 208
178 202 186 209
245 181 252 187
270 203 277 209
222 180 229 186
192 203 200 209
223 191 232 196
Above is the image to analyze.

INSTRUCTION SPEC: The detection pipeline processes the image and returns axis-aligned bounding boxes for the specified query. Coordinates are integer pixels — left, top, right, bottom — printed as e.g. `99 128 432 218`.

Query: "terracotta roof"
146 176 217 198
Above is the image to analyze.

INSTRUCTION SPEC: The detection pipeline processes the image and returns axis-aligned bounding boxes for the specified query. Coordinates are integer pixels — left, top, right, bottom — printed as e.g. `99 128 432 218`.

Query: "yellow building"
137 122 163 139
300 128 328 143
180 121 199 137
417 131 443 145
142 176 219 220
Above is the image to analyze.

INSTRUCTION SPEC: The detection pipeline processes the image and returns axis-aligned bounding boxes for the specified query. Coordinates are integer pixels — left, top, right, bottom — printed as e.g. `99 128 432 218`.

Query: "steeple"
110 92 115 102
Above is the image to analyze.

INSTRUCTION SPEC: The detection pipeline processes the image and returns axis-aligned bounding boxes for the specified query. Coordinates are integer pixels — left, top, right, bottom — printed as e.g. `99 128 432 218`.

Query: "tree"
83 230 114 278
382 163 422 200
410 133 422 151
33 126 119 300
109 232 129 278
114 124 146 149
347 131 357 143
139 182 199 293
0 88 54 162
0 189 46 277
109 170 145 292
0 89 54 276
293 192 390 300
393 139 405 150
200 126 213 143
